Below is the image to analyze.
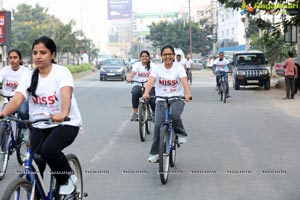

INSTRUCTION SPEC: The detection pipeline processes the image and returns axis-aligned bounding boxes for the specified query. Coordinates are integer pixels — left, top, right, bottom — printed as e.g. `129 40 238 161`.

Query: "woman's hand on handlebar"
142 93 149 100
185 94 192 102
51 113 68 122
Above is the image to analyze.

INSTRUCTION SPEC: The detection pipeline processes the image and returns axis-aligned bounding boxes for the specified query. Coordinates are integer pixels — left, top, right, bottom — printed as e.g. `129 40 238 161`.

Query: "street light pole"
188 0 192 57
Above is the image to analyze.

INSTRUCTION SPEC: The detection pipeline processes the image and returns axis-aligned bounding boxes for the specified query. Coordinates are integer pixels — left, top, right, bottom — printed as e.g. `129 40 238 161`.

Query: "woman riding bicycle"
127 50 156 121
0 36 82 196
0 49 30 123
142 45 192 163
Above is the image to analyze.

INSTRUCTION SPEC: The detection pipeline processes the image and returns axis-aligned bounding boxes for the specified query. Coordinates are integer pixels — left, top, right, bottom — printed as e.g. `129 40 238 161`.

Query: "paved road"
1 69 300 200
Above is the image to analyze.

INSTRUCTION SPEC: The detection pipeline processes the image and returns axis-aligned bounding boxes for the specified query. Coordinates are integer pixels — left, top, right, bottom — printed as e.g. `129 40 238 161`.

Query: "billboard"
0 11 11 46
107 0 132 20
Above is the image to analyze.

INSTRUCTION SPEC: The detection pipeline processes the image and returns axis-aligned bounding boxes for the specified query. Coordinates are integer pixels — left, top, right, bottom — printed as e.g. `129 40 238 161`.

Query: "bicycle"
186 69 192 85
0 94 27 180
1 116 87 200
216 71 227 103
156 96 191 184
130 80 152 142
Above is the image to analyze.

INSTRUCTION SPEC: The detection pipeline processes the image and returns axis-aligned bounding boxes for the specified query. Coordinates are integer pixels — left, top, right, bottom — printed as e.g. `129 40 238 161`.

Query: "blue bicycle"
1 116 87 200
156 96 190 184
0 94 27 180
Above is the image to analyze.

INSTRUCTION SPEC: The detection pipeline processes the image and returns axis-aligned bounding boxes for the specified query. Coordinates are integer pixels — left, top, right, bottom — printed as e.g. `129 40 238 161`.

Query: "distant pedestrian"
294 62 300 95
283 51 298 99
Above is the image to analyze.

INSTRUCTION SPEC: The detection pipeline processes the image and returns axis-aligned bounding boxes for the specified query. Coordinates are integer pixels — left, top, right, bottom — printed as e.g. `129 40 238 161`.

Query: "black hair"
8 49 23 65
27 36 57 98
288 51 293 57
140 50 151 71
160 45 175 56
219 51 224 56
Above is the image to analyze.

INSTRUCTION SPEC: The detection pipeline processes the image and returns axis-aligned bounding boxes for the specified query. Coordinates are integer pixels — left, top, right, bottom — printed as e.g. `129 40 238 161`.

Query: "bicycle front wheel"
64 154 84 200
159 126 170 184
16 128 27 165
169 132 177 167
138 102 148 142
0 126 10 180
221 81 226 103
2 178 35 200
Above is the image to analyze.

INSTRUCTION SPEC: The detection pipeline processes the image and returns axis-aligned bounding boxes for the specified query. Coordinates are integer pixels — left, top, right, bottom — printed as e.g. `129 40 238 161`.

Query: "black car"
99 58 127 81
231 50 270 90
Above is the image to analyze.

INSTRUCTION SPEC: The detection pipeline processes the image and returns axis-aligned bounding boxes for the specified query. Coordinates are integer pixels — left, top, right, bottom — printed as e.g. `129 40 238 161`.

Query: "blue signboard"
107 0 132 20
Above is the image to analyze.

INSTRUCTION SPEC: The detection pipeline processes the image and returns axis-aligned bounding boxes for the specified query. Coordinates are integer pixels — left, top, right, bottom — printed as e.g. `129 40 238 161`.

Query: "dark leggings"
31 125 79 185
131 85 155 111
285 75 295 98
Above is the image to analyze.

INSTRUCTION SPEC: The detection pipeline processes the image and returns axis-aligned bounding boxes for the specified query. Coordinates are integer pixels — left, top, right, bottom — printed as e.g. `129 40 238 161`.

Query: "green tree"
146 20 210 55
11 3 63 59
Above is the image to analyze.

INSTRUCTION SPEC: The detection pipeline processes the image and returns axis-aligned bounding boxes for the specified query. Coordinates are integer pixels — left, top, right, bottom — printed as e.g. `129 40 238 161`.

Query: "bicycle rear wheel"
2 178 35 200
138 102 148 142
16 128 27 165
159 126 170 184
63 154 84 200
0 126 10 180
221 82 226 103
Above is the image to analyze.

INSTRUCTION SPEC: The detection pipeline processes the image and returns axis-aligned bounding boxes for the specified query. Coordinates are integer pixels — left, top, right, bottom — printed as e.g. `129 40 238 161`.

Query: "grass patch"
66 64 93 74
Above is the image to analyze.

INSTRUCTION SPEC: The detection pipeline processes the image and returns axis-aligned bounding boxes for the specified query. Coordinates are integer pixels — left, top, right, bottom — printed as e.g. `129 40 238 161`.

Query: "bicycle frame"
162 99 173 153
1 117 21 154
19 135 56 199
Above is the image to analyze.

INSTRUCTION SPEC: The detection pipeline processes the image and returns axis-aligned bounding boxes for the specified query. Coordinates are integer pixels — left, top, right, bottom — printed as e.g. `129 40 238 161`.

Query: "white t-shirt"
213 58 229 72
150 62 186 101
174 60 185 66
132 61 156 86
0 65 31 103
16 64 82 129
185 59 193 69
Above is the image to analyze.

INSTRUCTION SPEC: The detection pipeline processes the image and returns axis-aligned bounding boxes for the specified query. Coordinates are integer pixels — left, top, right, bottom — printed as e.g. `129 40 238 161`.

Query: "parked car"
99 58 127 81
275 57 298 77
231 50 270 90
206 55 216 69
192 59 204 70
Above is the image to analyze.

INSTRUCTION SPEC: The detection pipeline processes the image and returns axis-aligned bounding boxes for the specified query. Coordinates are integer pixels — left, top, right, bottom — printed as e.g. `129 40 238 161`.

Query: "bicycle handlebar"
128 80 148 84
0 93 14 101
151 96 192 101
0 115 70 126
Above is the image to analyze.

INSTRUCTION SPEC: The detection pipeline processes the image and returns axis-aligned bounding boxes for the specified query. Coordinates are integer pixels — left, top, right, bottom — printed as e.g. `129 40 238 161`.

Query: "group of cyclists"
0 37 231 195
128 49 231 163
0 36 82 196
128 45 194 163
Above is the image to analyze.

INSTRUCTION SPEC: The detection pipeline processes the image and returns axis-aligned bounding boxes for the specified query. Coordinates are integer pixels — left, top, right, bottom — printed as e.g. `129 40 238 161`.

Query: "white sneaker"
178 136 187 144
147 154 159 163
59 174 77 195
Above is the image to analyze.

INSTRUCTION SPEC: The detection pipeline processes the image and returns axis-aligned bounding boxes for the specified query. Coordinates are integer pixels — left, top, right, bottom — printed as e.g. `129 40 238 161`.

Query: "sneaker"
282 97 290 100
147 154 159 163
178 135 187 144
226 95 231 98
59 175 77 195
130 112 138 121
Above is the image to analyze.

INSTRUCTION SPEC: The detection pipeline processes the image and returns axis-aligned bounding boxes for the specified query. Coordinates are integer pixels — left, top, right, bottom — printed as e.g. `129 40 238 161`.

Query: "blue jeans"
150 100 186 155
2 100 29 120
216 72 229 96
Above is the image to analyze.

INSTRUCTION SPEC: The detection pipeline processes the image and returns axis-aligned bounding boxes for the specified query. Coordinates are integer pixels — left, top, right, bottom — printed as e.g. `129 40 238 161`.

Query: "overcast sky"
3 0 207 46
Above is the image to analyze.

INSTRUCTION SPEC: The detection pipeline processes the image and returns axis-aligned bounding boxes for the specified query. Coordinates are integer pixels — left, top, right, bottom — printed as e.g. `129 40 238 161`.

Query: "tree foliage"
10 3 99 64
146 20 211 55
